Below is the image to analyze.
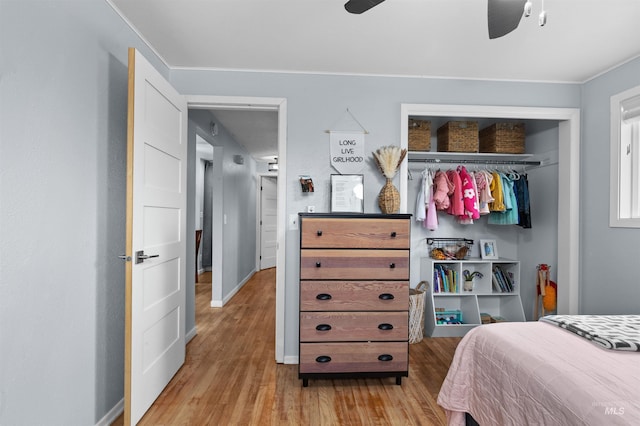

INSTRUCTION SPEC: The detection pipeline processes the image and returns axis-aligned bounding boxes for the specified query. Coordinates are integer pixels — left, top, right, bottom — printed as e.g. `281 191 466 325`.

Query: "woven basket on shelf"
479 123 525 154
437 121 479 153
408 119 431 151
378 178 400 214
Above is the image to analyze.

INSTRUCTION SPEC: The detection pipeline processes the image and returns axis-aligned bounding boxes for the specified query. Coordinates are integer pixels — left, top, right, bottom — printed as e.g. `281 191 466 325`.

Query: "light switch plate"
289 214 298 230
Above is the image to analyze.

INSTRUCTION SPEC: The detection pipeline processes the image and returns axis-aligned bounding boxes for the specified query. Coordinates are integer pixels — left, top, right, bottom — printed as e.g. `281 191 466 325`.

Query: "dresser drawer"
300 311 408 342
300 249 409 280
299 342 408 374
300 280 409 311
300 217 409 249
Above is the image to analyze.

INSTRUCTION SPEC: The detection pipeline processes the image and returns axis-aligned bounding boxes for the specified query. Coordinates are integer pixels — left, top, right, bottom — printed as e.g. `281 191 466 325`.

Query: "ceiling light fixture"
487 0 548 39
537 0 547 27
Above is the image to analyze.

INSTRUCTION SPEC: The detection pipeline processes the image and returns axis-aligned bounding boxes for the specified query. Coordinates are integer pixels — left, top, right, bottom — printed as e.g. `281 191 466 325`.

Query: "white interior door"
260 176 277 270
125 48 187 425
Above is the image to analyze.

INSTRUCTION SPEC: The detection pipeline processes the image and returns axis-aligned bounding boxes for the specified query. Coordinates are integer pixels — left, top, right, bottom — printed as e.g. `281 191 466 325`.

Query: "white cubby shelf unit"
421 257 526 337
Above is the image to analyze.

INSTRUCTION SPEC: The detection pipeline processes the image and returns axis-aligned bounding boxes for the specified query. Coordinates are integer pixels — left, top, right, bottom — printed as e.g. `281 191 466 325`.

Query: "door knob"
135 250 159 264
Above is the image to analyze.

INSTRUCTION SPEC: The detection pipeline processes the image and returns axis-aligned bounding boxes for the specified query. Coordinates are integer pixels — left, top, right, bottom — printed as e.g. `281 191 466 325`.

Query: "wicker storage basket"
479 123 525 154
409 281 427 344
408 119 431 151
437 121 478 152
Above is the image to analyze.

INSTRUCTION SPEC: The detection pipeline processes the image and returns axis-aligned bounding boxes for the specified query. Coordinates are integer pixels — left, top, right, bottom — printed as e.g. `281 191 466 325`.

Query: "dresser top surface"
299 213 412 219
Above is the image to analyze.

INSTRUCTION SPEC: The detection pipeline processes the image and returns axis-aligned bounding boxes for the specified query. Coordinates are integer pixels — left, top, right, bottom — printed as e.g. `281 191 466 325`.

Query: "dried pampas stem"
373 146 407 179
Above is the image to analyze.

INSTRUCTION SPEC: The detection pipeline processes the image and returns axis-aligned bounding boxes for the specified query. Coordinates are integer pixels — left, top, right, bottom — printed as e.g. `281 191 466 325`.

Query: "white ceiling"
210 110 279 162
109 0 640 159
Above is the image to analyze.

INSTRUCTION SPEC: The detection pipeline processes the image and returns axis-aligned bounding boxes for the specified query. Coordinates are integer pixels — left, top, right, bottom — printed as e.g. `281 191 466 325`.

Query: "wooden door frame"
187 95 287 363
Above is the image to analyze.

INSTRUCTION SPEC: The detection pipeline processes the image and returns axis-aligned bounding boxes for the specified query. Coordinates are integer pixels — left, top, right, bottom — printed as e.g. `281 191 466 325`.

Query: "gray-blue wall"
1 0 639 425
580 58 640 314
189 109 259 301
169 70 583 357
0 1 167 424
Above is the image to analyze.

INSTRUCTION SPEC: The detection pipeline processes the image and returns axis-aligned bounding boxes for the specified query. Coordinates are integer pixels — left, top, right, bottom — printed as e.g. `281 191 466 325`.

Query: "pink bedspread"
437 321 640 425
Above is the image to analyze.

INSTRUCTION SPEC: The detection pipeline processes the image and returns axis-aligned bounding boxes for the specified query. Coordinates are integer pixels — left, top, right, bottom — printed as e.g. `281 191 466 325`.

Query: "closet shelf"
407 151 540 166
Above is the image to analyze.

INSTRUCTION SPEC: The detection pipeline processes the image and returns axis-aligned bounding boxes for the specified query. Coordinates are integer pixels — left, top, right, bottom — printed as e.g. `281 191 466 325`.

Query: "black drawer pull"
378 323 394 330
379 293 395 300
316 293 332 300
316 324 332 331
315 262 321 267
389 263 396 269
316 355 332 363
317 230 323 236
390 231 397 237
378 354 393 362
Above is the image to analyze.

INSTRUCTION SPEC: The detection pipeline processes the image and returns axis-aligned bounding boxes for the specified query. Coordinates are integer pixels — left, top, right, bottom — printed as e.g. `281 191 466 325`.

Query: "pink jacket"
432 171 453 210
446 170 464 217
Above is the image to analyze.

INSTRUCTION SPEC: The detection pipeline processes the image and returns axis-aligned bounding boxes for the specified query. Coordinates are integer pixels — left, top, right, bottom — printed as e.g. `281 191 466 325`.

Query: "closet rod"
408 158 541 166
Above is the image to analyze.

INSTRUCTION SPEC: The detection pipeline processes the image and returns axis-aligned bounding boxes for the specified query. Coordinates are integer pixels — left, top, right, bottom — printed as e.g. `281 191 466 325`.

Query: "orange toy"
535 264 557 319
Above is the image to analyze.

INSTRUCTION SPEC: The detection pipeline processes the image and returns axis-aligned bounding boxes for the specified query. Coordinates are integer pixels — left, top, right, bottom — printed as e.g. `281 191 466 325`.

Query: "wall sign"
329 130 365 174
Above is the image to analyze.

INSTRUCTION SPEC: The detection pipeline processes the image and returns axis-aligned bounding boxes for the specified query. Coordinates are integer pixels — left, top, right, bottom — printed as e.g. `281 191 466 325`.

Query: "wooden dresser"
298 213 411 387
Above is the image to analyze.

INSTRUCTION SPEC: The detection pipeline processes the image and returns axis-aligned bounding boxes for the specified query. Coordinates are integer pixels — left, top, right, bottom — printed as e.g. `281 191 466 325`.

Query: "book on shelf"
433 265 458 293
492 265 514 292
492 274 503 292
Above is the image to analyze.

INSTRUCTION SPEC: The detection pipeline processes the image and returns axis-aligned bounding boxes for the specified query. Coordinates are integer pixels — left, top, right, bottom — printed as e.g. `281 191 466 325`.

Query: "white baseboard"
95 328 197 426
186 326 197 343
283 355 299 365
95 398 124 426
210 269 256 308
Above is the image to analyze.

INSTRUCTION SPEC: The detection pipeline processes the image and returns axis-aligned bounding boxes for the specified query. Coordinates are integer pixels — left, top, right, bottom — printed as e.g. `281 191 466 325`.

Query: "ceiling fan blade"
487 0 527 39
344 0 386 14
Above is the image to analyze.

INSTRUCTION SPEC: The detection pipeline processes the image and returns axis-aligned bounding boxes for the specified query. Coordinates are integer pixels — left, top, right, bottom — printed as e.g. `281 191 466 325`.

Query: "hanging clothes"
488 171 505 212
475 170 494 215
446 169 464 217
432 170 453 210
457 166 479 220
488 173 519 225
425 176 439 231
415 169 429 223
415 169 439 231
515 173 532 228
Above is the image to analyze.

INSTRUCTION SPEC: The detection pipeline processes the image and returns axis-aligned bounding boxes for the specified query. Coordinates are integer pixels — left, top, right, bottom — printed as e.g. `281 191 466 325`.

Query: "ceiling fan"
344 0 544 39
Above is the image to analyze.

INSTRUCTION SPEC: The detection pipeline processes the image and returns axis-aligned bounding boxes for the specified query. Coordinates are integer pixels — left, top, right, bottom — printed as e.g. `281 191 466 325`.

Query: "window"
610 85 640 227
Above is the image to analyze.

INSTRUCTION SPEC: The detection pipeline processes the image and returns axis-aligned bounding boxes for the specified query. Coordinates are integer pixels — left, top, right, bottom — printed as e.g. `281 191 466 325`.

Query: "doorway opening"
187 96 287 363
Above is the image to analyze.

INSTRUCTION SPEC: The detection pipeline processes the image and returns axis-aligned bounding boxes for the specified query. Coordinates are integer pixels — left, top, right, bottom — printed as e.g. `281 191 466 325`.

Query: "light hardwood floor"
112 269 461 425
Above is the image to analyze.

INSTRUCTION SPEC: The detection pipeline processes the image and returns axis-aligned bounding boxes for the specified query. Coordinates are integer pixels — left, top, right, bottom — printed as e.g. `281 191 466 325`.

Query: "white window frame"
610 85 640 228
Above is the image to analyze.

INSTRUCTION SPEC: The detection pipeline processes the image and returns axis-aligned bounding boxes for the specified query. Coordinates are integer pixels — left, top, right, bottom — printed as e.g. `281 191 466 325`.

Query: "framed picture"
331 174 364 213
480 239 499 260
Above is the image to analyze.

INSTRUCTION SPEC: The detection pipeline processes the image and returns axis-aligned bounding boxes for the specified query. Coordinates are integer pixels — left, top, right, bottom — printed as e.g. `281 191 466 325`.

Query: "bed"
437 315 640 426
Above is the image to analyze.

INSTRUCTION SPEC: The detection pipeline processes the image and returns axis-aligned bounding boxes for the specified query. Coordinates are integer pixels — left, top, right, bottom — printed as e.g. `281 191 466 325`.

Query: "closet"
398 103 581 336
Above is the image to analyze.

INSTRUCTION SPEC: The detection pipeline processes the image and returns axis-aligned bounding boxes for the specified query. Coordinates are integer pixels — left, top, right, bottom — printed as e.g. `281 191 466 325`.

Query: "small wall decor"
331 174 364 213
480 239 499 259
299 175 314 192
326 108 369 175
329 131 366 174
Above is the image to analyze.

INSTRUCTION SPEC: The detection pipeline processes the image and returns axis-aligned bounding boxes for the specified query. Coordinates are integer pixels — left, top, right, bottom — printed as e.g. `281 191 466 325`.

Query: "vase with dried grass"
372 146 407 214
